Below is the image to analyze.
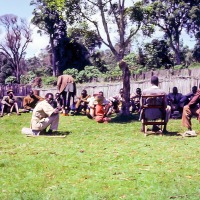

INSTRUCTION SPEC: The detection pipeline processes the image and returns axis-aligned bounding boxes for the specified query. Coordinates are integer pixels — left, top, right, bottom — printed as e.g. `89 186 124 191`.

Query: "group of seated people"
1 76 200 136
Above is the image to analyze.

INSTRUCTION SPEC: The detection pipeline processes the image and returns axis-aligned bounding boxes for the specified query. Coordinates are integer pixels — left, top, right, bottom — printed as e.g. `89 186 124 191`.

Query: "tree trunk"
50 37 57 77
119 60 131 116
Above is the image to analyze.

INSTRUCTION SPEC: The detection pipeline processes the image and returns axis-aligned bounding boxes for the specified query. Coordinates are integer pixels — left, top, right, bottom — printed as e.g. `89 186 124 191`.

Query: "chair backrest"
141 94 166 120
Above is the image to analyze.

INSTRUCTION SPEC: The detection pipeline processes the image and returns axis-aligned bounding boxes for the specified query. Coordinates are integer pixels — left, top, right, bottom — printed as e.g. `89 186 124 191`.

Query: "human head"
95 95 104 105
7 89 14 97
172 87 178 94
29 90 34 97
81 89 87 97
192 86 197 94
99 91 104 97
151 76 159 86
55 93 60 98
136 88 141 95
45 93 54 104
119 88 123 94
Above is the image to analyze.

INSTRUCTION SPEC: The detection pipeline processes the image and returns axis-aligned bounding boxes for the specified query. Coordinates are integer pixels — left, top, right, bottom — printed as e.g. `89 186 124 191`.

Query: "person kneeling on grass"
30 93 61 135
95 95 111 123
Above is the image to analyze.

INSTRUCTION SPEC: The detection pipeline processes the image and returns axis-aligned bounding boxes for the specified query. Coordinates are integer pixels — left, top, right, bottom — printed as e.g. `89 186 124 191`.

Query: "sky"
0 0 197 59
0 0 49 58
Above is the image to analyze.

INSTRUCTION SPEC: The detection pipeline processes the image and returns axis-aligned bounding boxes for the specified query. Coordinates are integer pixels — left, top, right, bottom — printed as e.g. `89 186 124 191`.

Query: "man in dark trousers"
57 74 76 113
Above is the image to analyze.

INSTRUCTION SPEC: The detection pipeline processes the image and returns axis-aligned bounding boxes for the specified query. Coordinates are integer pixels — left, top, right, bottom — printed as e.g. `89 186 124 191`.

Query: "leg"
0 104 6 117
34 114 59 132
13 102 21 115
60 91 67 109
182 105 193 130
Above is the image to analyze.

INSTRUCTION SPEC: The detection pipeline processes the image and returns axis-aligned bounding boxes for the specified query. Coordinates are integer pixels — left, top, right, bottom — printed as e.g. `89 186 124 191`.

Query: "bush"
20 71 36 84
42 76 57 86
5 76 17 84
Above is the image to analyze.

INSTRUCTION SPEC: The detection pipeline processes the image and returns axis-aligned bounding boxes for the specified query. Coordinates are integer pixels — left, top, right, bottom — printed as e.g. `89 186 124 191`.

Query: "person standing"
57 74 76 113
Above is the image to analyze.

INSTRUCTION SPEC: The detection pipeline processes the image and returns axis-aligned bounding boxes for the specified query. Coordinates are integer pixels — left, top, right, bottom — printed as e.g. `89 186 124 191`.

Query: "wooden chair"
140 94 167 136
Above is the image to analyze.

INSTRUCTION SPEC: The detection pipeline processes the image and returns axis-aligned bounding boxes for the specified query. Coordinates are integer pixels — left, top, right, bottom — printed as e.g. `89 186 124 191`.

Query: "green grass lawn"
0 113 200 200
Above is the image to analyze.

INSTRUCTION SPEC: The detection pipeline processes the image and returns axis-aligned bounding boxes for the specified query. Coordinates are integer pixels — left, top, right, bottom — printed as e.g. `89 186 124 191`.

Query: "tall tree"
31 0 65 76
142 0 199 65
49 0 144 61
0 14 32 82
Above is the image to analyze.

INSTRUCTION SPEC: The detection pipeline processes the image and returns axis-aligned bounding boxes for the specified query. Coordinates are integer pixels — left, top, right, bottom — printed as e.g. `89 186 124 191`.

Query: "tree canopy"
0 14 32 82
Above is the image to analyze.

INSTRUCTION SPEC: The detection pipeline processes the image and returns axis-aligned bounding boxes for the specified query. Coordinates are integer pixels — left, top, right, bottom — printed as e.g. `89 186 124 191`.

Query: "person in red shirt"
95 95 111 123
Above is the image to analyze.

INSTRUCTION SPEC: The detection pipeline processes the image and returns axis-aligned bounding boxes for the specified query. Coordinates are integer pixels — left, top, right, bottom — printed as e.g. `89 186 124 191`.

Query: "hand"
54 107 60 114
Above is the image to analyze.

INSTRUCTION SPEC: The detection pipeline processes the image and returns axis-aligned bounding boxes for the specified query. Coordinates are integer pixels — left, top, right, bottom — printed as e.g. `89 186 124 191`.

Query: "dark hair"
136 88 141 92
119 88 123 93
45 93 54 99
151 76 159 86
81 89 87 94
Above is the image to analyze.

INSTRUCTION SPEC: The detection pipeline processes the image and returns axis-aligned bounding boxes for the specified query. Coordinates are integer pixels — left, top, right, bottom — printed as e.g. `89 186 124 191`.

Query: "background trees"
0 14 32 83
142 0 199 65
0 0 200 85
46 0 144 61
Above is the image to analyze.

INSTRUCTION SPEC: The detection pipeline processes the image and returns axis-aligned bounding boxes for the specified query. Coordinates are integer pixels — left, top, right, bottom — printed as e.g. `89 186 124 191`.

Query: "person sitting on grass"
95 95 111 123
130 88 142 113
75 89 91 115
109 88 124 113
51 93 65 114
30 93 60 135
0 89 21 117
23 90 44 112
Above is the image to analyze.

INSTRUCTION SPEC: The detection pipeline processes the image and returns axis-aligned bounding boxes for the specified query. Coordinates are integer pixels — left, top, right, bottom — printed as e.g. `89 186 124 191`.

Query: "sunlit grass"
0 113 200 199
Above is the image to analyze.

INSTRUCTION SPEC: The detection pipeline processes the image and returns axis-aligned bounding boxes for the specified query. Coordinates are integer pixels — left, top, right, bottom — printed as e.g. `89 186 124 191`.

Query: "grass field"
0 113 200 200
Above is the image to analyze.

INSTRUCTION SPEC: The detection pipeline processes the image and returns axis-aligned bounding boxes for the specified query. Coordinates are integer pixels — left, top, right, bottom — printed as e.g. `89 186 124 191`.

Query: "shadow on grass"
143 131 182 137
110 113 140 124
163 131 182 137
40 131 72 136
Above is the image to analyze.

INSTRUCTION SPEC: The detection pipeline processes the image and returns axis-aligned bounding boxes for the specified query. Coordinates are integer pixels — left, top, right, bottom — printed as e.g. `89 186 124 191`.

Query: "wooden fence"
0 68 199 108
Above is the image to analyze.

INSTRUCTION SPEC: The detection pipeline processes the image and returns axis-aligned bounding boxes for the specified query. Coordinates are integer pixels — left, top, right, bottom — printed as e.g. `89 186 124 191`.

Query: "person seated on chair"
109 88 124 113
130 88 142 113
0 89 21 117
95 95 111 123
180 86 197 109
182 87 200 135
141 76 171 132
23 90 44 112
31 93 60 135
75 89 91 114
167 86 183 117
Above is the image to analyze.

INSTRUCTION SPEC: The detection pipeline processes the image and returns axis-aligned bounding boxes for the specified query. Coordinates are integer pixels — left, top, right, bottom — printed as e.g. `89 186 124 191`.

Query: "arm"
23 97 32 110
1 96 11 106
188 90 200 107
57 76 62 91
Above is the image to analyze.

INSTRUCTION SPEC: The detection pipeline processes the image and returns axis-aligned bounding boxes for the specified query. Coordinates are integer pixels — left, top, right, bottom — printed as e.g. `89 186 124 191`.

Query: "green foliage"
63 68 79 79
42 76 57 86
20 71 36 85
174 65 184 70
189 62 200 69
141 0 199 65
5 76 17 84
77 65 102 83
105 66 122 81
